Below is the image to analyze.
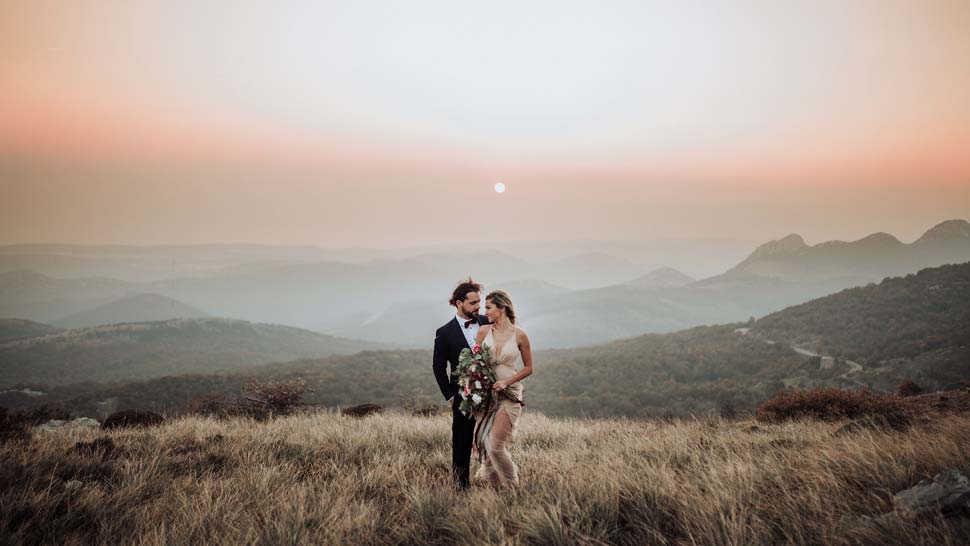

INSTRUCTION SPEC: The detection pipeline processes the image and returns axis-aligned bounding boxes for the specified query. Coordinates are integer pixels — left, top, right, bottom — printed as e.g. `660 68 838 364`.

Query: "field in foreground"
3 408 970 546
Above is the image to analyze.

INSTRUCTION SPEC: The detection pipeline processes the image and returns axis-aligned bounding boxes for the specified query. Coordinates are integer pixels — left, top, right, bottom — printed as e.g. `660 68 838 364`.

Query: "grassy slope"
2 408 969 546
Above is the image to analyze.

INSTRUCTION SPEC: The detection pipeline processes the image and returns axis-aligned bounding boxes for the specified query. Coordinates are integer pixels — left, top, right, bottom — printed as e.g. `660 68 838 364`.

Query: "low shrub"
341 403 383 418
183 379 307 421
403 398 447 417
896 379 925 397
101 410 165 430
0 406 29 443
241 378 307 416
755 387 910 429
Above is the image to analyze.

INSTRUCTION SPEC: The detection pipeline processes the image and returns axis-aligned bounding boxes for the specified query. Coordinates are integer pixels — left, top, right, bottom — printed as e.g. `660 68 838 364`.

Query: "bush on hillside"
185 392 232 416
755 387 910 430
1 404 75 442
0 407 29 443
341 403 382 418
403 398 446 417
17 404 71 425
241 378 307 416
897 379 925 397
184 379 306 420
718 402 737 419
101 409 165 430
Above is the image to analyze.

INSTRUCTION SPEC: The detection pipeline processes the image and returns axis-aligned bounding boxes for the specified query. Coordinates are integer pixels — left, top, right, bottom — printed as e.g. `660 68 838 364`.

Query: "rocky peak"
746 234 808 261
627 267 695 288
915 219 970 245
853 232 904 248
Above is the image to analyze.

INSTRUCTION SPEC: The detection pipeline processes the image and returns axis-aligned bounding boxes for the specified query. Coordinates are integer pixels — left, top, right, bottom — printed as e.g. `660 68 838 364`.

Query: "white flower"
472 393 482 404
475 380 482 389
470 365 477 372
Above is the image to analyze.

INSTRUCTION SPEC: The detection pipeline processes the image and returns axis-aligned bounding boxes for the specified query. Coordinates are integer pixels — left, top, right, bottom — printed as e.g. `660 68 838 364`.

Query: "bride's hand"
492 379 509 392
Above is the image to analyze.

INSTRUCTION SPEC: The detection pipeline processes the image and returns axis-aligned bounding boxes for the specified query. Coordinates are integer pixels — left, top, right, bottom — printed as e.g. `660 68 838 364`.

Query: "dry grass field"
3 407 969 546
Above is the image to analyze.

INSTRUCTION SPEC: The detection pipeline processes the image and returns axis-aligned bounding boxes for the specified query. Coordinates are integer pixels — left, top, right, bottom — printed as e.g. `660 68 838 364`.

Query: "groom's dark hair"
449 277 482 306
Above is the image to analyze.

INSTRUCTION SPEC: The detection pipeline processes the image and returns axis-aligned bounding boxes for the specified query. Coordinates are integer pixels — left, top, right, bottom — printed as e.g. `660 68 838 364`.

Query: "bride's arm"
515 330 534 381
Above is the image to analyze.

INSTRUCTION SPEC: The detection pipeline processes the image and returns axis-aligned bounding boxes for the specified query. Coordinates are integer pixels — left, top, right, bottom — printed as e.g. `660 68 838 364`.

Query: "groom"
432 277 490 490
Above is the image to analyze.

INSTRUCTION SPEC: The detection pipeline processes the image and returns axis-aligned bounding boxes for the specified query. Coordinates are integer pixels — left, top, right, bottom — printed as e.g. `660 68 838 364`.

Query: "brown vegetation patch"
755 387 911 430
341 403 383 417
101 409 164 430
900 387 970 415
70 437 120 459
3 409 970 545
55 459 118 484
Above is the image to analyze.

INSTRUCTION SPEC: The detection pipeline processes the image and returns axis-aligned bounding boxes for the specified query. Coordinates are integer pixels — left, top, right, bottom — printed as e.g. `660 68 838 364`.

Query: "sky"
1 0 968 248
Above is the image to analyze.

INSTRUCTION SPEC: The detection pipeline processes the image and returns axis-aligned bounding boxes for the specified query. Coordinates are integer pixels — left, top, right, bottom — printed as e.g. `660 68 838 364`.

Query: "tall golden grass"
3 409 969 545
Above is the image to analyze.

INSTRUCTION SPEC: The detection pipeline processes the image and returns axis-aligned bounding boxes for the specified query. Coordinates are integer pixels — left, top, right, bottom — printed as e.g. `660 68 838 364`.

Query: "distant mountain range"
0 317 392 387
624 267 695 289
352 220 970 347
12 260 967 418
0 269 133 323
0 250 651 330
51 293 210 328
0 238 756 282
726 219 970 281
0 219 967 348
0 318 62 343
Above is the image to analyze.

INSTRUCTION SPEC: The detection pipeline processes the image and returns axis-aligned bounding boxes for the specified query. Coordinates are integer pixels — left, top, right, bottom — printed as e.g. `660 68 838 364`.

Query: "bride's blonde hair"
486 290 516 324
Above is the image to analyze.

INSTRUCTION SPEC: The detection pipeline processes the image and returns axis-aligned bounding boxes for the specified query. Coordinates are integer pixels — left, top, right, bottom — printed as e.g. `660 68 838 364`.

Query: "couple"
432 278 534 490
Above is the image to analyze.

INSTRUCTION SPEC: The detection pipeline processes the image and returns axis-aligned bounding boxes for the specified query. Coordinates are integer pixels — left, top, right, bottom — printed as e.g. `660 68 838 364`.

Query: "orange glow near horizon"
1 1 968 247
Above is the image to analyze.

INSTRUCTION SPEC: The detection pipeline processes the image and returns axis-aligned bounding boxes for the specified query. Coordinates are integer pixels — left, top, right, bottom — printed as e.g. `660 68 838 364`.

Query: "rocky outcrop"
850 468 970 533
893 468 970 517
34 417 100 433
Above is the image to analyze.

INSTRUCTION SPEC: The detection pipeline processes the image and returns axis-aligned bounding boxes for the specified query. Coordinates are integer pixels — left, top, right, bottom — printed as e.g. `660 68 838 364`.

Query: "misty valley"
1 219 968 420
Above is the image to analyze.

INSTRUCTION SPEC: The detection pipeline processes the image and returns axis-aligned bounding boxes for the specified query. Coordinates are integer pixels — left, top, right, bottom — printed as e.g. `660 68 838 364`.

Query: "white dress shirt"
455 313 480 349
448 313 481 402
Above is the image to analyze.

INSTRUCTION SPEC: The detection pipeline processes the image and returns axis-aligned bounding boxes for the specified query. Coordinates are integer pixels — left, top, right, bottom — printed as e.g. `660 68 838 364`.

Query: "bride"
471 290 533 489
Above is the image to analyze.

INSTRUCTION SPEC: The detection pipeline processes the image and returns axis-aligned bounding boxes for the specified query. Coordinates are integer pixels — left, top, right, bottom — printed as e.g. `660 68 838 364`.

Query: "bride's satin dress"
472 325 525 488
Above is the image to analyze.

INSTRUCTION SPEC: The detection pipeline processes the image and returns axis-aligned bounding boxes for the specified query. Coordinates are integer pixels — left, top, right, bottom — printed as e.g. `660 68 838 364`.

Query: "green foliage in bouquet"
455 343 496 416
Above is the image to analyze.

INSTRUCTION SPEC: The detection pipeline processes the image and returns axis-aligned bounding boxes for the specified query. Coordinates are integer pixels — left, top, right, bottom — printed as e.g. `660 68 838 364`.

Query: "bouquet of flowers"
455 343 496 417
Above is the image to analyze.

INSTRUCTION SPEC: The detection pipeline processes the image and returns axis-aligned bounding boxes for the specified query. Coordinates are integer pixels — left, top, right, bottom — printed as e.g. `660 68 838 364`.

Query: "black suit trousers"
451 396 476 489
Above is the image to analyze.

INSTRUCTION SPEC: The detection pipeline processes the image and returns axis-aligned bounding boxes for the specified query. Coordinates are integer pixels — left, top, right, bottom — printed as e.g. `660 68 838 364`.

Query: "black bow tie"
464 318 477 329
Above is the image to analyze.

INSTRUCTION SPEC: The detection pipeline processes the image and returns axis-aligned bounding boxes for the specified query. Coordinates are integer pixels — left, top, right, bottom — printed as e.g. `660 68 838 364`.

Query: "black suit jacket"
433 314 490 401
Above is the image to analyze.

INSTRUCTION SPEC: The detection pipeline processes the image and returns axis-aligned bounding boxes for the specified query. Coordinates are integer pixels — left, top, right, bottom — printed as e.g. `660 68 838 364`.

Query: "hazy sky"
1 0 968 248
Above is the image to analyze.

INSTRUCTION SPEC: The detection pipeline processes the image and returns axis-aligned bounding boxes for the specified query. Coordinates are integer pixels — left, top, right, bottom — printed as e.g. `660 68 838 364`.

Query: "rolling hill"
13 260 967 419
749 260 970 390
624 267 695 289
0 318 62 343
0 317 392 387
0 269 134 323
51 293 210 328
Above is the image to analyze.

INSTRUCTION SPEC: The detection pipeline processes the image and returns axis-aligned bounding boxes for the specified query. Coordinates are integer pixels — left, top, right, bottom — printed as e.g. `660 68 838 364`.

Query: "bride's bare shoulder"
514 326 530 343
476 324 491 343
